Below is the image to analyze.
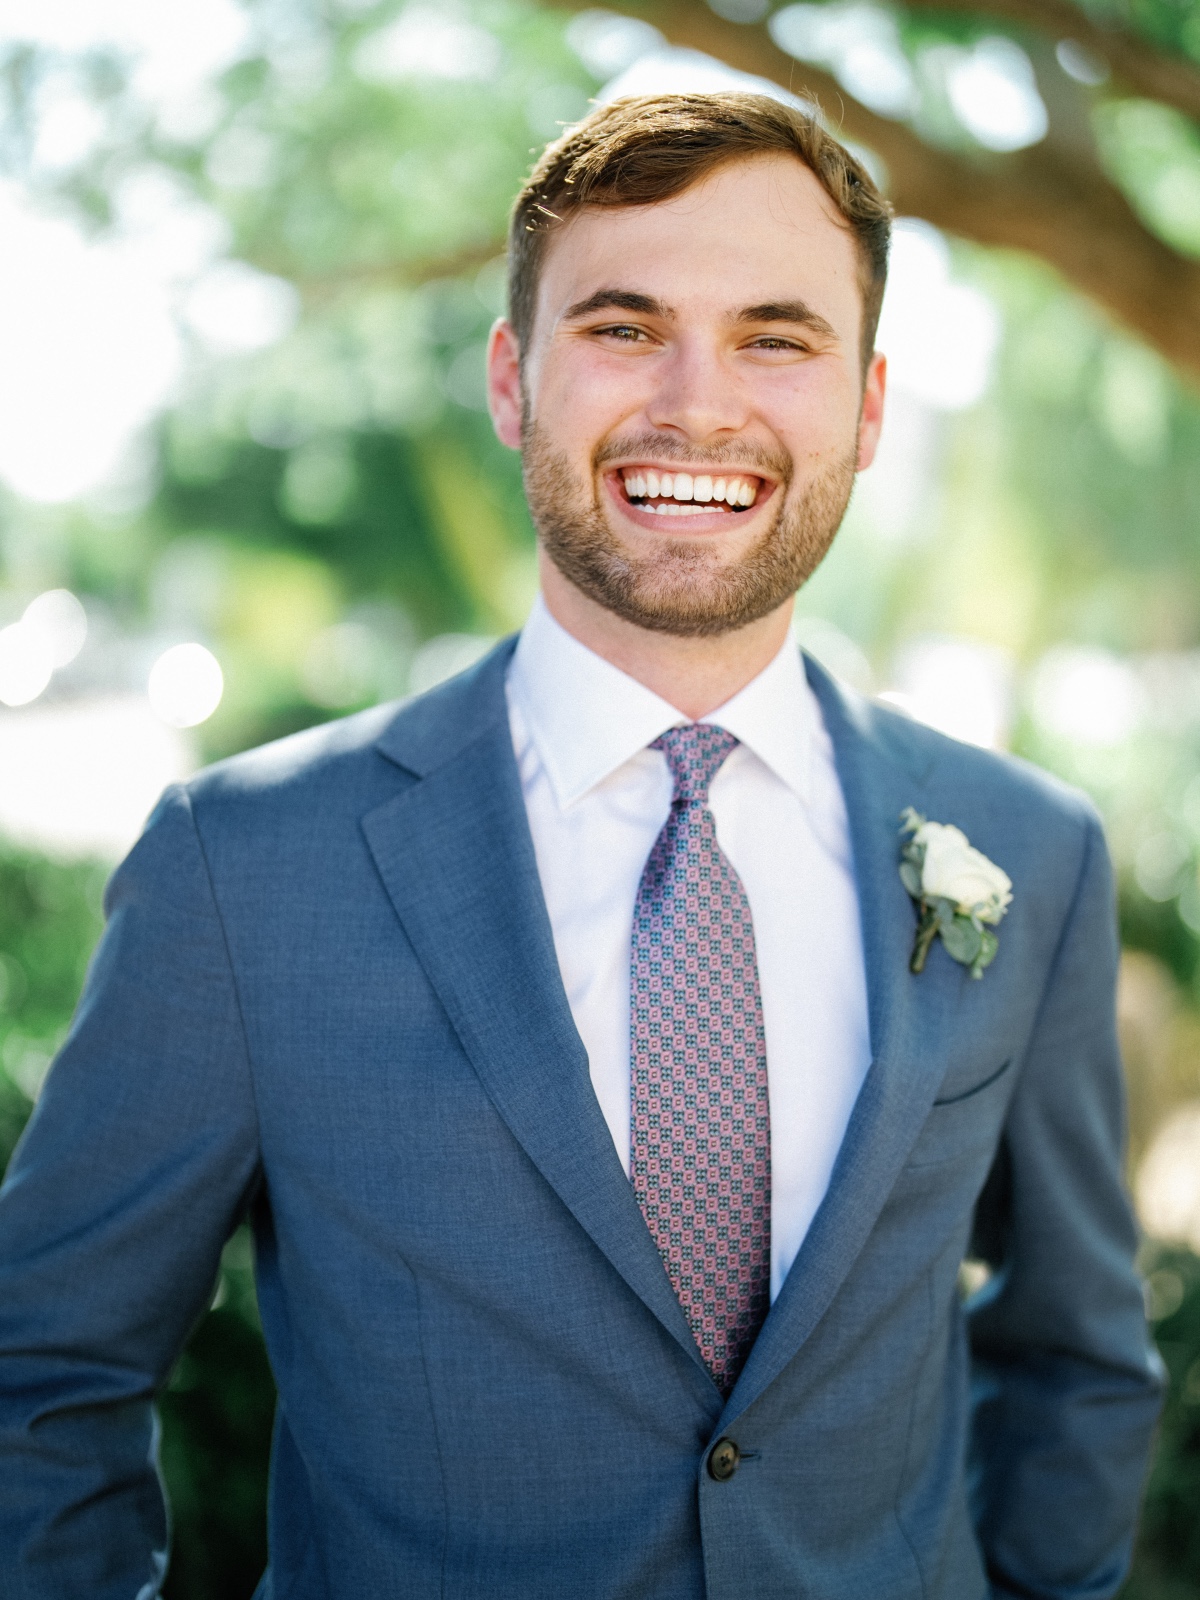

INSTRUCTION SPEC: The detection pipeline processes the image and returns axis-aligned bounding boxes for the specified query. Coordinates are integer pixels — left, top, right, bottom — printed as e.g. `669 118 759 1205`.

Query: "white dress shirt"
506 598 871 1302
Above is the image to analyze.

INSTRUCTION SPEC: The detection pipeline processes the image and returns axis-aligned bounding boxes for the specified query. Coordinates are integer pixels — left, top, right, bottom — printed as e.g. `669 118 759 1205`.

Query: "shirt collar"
508 595 815 810
704 635 812 804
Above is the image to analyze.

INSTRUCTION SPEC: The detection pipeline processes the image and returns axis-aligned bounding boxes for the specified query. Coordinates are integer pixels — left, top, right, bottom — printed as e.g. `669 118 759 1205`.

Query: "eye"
593 323 652 343
747 335 808 352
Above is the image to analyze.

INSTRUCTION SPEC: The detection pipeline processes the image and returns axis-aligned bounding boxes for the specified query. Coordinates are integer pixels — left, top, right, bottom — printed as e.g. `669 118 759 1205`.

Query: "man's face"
488 152 886 637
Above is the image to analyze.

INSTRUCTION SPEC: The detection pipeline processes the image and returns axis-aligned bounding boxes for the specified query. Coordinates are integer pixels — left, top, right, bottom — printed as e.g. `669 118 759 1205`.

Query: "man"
0 94 1161 1599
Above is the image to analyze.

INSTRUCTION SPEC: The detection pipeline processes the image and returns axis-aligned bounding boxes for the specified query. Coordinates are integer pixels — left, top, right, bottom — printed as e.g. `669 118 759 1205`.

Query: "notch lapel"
723 657 965 1423
362 648 708 1378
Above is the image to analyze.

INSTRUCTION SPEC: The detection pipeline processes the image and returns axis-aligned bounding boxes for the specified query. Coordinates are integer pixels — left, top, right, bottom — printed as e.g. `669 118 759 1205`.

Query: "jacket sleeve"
967 808 1165 1599
0 785 260 1599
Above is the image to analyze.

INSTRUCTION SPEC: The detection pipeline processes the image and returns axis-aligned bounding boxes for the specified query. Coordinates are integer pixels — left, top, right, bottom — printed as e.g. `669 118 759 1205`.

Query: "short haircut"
507 92 892 375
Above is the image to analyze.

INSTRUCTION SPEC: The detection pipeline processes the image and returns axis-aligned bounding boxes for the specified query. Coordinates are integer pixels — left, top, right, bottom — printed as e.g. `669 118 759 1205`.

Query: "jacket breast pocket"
905 1059 1013 1169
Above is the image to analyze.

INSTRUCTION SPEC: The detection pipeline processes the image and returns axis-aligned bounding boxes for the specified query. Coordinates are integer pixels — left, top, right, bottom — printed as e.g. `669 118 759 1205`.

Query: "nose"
644 337 751 443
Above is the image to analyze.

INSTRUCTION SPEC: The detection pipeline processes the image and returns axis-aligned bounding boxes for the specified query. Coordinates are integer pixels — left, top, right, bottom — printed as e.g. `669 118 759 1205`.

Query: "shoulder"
876 694 1099 835
813 651 1094 813
173 702 408 866
182 637 516 827
186 700 402 812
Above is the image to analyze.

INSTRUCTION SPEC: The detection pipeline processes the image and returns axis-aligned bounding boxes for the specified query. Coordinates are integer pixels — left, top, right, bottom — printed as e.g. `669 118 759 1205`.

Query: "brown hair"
508 92 892 373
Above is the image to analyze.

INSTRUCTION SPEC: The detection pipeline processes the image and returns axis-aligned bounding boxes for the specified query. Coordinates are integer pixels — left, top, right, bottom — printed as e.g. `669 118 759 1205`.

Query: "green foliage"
1123 1247 1200 1598
1097 99 1200 259
159 1229 275 1600
0 850 106 1168
197 1 589 288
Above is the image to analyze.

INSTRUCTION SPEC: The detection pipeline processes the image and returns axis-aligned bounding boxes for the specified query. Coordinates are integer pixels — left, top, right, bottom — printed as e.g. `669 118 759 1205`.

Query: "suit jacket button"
708 1438 740 1481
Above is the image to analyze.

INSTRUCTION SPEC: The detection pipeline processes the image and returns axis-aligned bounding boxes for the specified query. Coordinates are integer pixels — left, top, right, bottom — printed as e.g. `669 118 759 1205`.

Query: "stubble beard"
522 422 859 639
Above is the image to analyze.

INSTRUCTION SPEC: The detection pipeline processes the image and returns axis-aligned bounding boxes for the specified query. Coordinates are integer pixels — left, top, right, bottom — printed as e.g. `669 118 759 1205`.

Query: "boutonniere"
899 808 1012 979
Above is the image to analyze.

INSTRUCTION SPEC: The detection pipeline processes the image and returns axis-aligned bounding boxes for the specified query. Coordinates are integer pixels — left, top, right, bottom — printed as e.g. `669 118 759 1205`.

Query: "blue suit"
0 644 1162 1598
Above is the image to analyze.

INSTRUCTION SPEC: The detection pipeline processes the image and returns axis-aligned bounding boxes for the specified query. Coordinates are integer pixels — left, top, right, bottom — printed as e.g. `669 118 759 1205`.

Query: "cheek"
758 369 861 460
535 347 650 437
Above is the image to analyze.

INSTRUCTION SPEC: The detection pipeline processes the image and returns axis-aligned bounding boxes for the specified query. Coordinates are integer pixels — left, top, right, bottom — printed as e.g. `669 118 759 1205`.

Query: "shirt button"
708 1438 740 1481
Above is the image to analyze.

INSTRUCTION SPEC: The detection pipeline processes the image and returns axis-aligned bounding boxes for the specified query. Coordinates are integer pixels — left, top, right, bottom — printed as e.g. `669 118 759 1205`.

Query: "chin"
576 551 801 638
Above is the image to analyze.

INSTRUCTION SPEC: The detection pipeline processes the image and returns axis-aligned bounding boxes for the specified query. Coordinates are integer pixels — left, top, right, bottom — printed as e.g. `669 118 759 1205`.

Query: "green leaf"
899 861 922 897
932 896 958 930
974 930 1000 974
940 915 983 965
899 806 925 836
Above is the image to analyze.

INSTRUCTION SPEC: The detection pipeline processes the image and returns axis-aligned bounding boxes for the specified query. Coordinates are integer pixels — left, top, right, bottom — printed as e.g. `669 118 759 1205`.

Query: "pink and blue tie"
630 724 771 1396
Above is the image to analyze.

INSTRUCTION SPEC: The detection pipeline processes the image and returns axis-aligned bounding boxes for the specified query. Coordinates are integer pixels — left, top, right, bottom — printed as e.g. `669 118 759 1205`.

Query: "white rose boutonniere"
899 808 1013 979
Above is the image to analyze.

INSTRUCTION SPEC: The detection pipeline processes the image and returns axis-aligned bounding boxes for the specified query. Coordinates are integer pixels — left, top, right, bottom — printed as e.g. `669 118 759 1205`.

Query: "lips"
617 467 765 517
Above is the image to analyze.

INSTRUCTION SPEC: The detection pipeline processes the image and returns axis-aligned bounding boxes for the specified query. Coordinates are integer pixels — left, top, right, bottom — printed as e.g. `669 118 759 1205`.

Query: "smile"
616 466 766 517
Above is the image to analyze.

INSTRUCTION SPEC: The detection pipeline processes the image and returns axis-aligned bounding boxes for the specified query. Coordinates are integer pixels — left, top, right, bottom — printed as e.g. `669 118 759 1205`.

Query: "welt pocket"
905 1058 1014 1170
931 1057 1012 1107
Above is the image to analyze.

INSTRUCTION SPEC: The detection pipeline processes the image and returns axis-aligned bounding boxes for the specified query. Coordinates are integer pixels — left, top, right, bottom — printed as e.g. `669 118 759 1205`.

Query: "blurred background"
1 0 1199 1592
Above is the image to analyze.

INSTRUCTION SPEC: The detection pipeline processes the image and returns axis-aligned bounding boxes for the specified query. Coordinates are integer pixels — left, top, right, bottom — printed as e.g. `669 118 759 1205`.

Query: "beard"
522 424 858 638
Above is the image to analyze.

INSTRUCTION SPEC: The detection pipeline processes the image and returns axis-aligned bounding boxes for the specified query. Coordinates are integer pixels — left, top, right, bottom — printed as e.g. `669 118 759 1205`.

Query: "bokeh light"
0 696 191 858
147 642 224 728
883 637 1014 749
1137 1104 1200 1254
0 622 54 708
1031 647 1146 748
942 36 1048 152
770 3 916 117
876 222 1001 410
21 589 87 669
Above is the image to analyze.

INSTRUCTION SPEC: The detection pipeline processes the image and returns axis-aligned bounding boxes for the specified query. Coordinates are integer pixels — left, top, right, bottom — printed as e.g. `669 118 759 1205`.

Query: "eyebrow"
561 289 671 322
736 300 838 340
560 288 838 342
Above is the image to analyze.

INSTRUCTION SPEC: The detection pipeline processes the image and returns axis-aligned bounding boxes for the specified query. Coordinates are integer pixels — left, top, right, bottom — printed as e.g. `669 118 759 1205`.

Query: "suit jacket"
0 643 1162 1600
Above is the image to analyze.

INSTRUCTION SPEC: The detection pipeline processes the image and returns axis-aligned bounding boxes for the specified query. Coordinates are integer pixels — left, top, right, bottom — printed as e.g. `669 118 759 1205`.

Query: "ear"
487 318 524 450
855 351 886 472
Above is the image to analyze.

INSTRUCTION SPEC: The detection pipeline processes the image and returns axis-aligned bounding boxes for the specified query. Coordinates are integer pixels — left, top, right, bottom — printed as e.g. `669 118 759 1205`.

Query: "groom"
0 94 1161 1598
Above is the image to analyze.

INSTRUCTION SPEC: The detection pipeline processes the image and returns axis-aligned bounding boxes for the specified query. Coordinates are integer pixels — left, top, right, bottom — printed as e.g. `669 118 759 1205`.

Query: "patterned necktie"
630 724 771 1397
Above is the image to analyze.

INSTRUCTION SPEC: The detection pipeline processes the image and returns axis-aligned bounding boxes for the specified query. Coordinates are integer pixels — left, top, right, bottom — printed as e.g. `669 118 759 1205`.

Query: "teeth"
620 467 761 508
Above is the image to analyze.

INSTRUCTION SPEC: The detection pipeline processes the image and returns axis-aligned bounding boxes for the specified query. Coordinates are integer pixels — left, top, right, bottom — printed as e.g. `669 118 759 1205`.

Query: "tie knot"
652 724 739 805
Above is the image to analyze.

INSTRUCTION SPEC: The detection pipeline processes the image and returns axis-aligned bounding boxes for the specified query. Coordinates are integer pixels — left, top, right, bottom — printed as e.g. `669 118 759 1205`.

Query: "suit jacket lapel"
724 656 965 1423
362 644 709 1378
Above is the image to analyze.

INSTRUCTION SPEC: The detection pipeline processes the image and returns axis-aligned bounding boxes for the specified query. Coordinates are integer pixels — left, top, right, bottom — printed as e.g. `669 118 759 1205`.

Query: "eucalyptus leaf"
941 915 983 965
933 896 958 930
899 861 922 897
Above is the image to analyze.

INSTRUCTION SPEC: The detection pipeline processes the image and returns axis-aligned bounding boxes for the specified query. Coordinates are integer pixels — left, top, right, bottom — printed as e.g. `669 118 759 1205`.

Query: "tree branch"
591 1 1200 380
267 240 504 305
905 0 1200 123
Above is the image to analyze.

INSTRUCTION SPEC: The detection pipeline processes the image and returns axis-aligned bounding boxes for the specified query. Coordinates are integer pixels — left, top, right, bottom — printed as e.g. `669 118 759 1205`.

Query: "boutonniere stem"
899 809 1013 980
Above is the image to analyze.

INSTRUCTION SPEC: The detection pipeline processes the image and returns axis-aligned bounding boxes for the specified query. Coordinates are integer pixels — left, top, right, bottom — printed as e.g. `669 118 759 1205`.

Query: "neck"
538 552 795 720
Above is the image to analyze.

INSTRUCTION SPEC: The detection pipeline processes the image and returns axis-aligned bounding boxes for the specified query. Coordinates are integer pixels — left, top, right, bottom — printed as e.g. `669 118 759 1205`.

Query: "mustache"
593 433 792 483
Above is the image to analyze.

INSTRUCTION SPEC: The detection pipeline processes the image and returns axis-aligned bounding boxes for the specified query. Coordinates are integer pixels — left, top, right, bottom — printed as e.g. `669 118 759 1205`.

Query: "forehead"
534 153 862 336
